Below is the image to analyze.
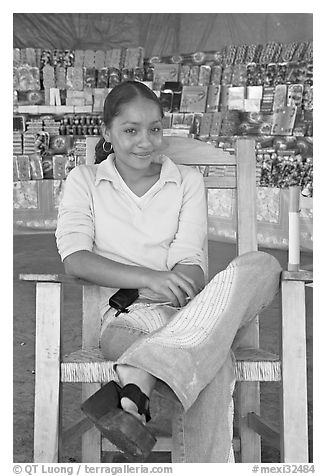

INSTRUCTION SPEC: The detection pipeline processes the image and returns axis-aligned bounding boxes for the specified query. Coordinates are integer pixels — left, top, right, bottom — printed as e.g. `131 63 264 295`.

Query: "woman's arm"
64 250 149 288
64 250 198 307
172 263 205 293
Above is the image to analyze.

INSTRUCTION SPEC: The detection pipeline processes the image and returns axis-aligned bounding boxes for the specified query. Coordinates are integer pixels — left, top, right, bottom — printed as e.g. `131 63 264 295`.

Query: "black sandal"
81 381 156 461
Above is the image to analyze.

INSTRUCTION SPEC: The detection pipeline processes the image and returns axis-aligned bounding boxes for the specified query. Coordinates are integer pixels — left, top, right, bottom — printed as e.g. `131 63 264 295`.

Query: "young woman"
56 81 281 462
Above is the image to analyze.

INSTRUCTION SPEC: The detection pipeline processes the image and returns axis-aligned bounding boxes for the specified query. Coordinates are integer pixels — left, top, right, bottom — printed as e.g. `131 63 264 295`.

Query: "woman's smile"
132 151 153 158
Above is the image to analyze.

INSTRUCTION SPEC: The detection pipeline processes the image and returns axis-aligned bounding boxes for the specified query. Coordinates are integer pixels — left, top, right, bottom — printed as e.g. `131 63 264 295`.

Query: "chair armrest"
281 270 313 283
19 273 96 286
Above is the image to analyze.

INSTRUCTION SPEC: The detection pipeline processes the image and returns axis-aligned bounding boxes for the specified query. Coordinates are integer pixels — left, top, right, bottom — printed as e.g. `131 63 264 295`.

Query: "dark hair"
95 81 164 164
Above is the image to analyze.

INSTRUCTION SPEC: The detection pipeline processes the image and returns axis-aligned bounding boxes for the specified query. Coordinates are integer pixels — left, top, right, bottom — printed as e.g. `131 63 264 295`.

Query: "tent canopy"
13 13 313 58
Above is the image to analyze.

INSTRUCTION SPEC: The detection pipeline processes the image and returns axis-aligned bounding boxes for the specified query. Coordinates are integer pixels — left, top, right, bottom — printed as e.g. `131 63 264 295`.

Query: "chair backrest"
83 136 258 350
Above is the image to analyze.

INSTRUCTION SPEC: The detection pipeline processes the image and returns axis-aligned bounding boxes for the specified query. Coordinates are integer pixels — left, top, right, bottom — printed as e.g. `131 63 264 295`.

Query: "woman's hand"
141 270 200 307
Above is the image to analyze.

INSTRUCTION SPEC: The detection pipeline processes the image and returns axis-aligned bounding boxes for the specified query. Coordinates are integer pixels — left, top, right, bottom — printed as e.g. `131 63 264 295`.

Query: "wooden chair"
19 136 312 463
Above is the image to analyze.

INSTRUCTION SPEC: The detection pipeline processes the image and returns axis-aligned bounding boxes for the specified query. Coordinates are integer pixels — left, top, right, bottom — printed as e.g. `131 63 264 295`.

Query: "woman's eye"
151 127 162 133
125 128 136 134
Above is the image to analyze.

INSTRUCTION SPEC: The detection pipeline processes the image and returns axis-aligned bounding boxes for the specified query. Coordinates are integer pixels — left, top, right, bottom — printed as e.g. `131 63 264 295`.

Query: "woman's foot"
116 364 156 423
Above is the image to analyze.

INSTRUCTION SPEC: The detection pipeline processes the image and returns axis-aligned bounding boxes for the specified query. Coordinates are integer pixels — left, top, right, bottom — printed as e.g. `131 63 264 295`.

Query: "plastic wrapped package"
17 155 31 180
29 153 44 179
53 155 67 179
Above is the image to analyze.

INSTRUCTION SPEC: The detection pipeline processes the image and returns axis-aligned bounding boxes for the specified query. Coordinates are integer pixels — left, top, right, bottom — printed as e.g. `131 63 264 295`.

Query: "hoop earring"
102 140 112 154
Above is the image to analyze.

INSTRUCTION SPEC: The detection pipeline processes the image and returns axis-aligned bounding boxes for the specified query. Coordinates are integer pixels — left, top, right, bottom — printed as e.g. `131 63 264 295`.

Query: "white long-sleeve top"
55 153 207 317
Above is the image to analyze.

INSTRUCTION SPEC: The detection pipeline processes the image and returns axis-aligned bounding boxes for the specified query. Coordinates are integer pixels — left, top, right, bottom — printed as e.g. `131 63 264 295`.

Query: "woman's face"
104 97 163 173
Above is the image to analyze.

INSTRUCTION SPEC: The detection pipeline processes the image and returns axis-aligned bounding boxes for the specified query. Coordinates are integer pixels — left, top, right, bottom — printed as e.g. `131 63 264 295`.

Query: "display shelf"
13 42 313 239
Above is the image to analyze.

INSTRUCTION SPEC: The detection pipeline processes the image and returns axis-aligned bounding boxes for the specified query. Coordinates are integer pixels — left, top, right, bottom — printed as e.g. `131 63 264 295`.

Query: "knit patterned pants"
100 251 282 462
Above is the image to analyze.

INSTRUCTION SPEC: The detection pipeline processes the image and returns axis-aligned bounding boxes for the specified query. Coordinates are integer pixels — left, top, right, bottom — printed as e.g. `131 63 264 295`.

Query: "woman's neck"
113 157 162 197
113 158 160 184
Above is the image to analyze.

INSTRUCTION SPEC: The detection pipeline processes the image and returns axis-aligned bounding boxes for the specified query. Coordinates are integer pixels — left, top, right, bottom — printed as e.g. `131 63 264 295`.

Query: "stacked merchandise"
213 135 313 195
13 46 145 108
13 41 313 139
13 40 313 194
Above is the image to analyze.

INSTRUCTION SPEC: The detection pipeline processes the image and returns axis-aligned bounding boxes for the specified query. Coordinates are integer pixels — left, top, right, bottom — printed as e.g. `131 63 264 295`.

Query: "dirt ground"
13 233 313 463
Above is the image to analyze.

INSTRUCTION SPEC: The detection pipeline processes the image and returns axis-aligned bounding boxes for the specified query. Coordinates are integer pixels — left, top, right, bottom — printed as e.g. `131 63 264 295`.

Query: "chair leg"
236 316 261 462
81 383 102 462
281 280 309 462
34 283 62 462
237 381 261 462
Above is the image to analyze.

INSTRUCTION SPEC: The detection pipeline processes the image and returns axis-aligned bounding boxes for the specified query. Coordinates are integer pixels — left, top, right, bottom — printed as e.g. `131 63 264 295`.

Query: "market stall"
13 13 313 250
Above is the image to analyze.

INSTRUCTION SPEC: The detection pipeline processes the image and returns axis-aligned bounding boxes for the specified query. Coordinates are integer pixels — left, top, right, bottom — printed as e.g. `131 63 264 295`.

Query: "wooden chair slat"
280 280 309 462
19 273 95 285
247 413 280 450
204 175 236 189
161 136 237 165
281 270 313 282
34 282 62 462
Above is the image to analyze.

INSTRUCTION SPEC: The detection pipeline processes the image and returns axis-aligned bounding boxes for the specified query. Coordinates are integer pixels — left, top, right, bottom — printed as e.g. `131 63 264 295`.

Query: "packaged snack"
228 87 245 111
280 42 297 62
13 156 19 181
55 66 66 89
13 48 21 67
234 45 247 64
65 155 76 176
302 85 313 111
190 113 202 136
84 50 95 68
49 135 73 154
84 68 97 89
105 49 122 69
108 68 121 88
171 113 184 127
163 81 183 112
95 50 106 69
246 45 258 63
287 84 304 108
271 106 297 136
188 65 200 86
29 153 44 179
210 65 222 86
220 110 242 136
74 50 85 66
42 155 54 179
18 90 45 105
53 155 67 179
219 85 230 109
17 155 31 180
260 86 275 112
179 65 191 86
183 113 194 128
180 86 208 113
209 112 223 138
121 68 133 82
125 47 145 69
13 132 23 155
16 66 40 90
199 113 213 137
231 64 247 87
133 68 145 81
153 64 180 89
221 65 233 86
13 116 26 132
159 86 173 113
42 64 55 89
273 84 287 110
198 65 211 86
66 67 84 91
